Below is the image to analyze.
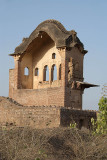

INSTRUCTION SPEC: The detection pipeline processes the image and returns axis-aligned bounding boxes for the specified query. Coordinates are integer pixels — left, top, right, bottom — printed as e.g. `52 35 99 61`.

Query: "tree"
91 85 107 134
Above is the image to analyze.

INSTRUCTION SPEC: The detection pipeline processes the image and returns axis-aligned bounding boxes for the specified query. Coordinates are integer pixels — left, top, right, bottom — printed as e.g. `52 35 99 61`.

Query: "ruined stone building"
9 19 96 109
6 20 98 129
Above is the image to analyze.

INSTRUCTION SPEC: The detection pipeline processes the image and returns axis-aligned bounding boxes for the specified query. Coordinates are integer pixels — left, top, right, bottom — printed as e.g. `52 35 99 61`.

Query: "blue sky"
0 0 107 110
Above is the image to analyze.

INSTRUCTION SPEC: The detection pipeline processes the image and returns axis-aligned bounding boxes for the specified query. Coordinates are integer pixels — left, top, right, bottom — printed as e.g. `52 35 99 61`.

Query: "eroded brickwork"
9 20 87 109
11 87 65 106
0 97 60 128
0 97 96 129
60 108 97 129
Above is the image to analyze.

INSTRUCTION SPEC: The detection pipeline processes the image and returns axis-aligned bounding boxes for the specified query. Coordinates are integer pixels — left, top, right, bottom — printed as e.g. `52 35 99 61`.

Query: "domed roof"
10 19 86 56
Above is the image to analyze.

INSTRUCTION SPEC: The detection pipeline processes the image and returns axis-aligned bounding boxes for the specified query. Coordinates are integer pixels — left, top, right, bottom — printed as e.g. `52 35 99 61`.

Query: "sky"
0 0 107 110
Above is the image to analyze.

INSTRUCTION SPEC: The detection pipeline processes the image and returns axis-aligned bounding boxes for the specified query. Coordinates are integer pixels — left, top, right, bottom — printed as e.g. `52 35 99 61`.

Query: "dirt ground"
0 127 107 160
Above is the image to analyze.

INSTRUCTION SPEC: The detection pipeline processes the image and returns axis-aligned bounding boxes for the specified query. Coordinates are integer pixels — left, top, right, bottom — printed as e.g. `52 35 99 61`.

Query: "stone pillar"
58 48 67 86
49 64 51 87
14 55 21 89
57 62 59 85
58 47 68 106
49 64 51 81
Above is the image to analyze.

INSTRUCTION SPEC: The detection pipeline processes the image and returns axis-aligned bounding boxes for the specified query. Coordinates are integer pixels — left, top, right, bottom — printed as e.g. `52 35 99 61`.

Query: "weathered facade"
0 97 97 129
9 19 97 109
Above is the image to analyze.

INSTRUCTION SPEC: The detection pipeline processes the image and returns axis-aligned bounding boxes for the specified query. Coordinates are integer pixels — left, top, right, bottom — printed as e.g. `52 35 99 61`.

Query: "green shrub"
91 96 107 134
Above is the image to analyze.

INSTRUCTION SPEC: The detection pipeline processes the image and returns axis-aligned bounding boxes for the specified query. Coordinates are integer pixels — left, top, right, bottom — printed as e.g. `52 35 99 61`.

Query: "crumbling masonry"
7 20 98 129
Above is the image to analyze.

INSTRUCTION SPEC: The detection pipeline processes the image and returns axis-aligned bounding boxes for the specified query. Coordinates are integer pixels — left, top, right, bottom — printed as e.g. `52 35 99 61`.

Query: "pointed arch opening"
52 53 56 59
43 65 49 81
59 64 61 80
51 64 57 81
35 68 39 76
24 67 29 76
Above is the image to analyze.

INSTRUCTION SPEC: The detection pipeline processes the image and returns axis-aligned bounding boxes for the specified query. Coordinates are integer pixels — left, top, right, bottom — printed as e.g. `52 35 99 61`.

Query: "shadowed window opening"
52 53 56 59
59 64 61 80
43 65 49 81
51 64 57 81
24 67 29 76
35 68 39 76
79 119 84 129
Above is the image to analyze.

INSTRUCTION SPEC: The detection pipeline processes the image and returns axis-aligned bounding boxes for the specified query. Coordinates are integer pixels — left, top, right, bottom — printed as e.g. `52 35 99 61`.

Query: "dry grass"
0 126 107 160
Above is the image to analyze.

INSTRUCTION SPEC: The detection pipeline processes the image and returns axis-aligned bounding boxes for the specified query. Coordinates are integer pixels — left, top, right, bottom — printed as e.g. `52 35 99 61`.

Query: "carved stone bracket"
68 80 82 90
14 55 21 61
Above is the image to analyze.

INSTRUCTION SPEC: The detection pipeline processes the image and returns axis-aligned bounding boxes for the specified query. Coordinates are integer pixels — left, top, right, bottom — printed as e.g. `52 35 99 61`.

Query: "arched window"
51 64 57 81
35 68 39 76
59 64 61 80
43 65 49 81
24 67 29 76
52 53 56 59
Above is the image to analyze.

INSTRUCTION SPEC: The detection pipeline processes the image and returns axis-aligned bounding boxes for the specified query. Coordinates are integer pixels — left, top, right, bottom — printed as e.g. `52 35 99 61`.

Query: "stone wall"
9 69 14 98
10 87 65 106
60 108 97 129
0 97 60 129
0 97 97 129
